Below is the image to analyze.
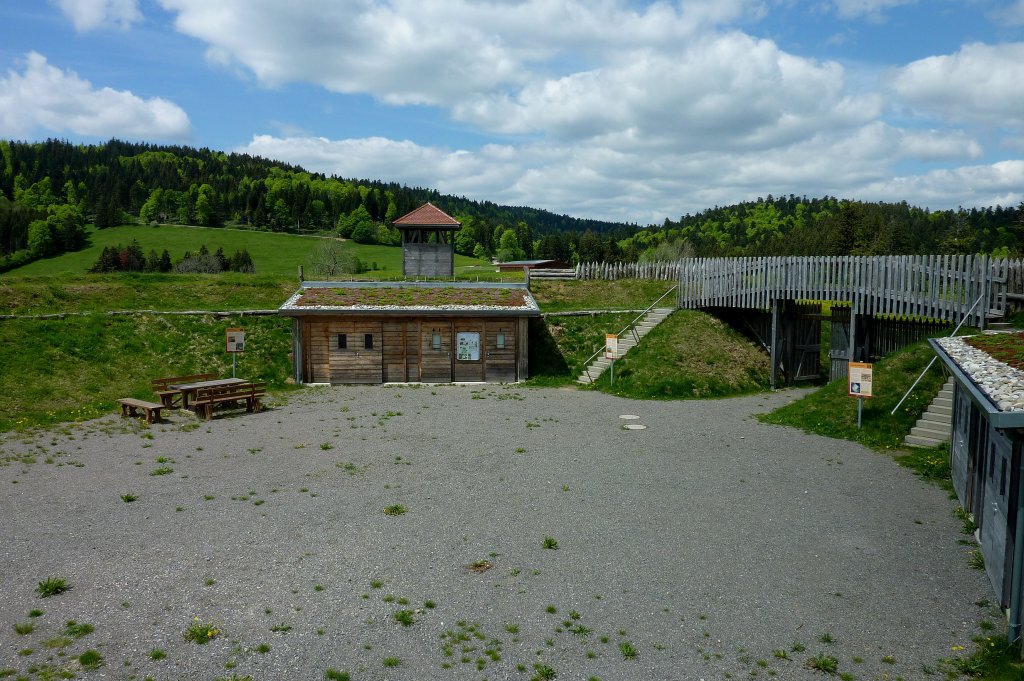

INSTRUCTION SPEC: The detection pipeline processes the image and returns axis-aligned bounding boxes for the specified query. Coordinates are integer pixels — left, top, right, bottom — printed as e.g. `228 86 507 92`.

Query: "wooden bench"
151 372 218 408
192 382 267 421
118 398 164 424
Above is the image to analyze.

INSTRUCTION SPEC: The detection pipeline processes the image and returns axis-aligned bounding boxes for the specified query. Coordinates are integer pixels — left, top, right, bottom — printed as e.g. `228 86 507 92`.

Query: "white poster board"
848 361 873 397
226 328 245 353
456 332 480 361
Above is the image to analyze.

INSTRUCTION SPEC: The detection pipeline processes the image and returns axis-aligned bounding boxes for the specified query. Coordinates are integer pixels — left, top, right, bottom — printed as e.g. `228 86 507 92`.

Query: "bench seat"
192 383 267 421
118 398 164 425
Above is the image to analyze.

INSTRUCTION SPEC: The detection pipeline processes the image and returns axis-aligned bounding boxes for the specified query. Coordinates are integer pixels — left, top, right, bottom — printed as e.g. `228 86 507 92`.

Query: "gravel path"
0 384 993 680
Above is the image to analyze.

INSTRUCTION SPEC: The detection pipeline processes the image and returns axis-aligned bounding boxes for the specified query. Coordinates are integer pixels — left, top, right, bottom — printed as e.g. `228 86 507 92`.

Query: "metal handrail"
581 284 678 382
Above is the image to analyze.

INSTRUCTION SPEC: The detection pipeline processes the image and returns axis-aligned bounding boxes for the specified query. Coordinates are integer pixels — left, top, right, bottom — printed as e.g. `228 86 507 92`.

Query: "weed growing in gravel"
772 649 789 660
791 642 806 652
395 610 415 627
121 493 138 502
819 632 835 644
532 662 556 679
150 649 166 660
382 656 401 667
149 466 173 476
546 605 558 614
383 504 406 516
64 620 93 638
324 670 350 681
619 641 637 659
28 609 43 618
13 622 33 635
36 577 71 598
184 618 220 643
956 506 977 534
969 549 986 570
78 649 103 669
806 654 838 673
370 579 383 589
466 560 493 573
256 643 271 654
270 623 292 633
320 442 333 450
424 600 436 609
542 536 559 550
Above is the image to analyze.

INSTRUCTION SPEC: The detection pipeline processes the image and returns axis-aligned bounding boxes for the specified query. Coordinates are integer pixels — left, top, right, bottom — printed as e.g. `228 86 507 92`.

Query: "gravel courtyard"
0 384 994 680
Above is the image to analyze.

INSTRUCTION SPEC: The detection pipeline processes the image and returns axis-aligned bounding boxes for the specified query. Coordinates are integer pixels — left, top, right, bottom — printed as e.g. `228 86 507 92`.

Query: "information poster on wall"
226 328 245 353
848 361 873 397
456 332 480 361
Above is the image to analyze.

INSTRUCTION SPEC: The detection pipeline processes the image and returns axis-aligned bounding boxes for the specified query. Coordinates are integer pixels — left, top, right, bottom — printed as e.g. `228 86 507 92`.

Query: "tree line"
0 139 1021 275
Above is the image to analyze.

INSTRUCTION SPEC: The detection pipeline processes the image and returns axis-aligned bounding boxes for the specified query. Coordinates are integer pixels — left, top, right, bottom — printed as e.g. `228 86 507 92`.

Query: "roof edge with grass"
278 280 541 316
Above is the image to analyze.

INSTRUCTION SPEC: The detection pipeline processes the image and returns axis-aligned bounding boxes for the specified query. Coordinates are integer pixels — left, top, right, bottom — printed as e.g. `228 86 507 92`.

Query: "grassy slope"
0 314 293 431
759 340 946 450
8 223 493 279
531 279 675 312
590 310 771 399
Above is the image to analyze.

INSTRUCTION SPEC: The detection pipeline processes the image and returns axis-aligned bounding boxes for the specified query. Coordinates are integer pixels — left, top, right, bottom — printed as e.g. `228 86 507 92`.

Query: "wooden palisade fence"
675 255 1019 328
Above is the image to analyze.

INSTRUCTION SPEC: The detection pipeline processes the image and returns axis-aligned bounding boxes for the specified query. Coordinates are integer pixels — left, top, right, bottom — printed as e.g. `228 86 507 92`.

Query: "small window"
496 331 505 349
432 331 442 350
364 333 374 349
337 333 347 349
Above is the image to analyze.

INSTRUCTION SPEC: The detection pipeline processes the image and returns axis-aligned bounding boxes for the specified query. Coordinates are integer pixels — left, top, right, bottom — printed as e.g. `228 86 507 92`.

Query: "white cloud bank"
53 0 141 31
0 52 191 141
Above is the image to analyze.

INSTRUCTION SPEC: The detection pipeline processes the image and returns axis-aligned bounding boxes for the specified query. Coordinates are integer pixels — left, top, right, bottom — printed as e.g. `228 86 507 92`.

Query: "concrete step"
910 424 951 440
918 416 951 431
905 434 948 448
926 405 952 418
932 397 953 409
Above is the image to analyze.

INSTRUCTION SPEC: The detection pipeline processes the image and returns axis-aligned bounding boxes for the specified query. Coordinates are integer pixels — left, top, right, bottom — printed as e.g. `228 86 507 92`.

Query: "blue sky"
0 0 1021 225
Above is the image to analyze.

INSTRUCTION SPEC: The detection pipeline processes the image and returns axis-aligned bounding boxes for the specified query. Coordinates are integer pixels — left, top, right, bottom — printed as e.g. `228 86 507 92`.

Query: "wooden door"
484 320 516 382
421 322 452 382
329 321 383 384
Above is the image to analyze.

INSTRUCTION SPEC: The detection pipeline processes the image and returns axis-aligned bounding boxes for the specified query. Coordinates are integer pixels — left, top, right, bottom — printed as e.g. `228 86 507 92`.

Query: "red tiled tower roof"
393 202 461 228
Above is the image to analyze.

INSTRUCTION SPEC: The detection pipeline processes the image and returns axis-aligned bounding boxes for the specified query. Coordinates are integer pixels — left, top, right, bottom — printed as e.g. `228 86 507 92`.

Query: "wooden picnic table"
170 377 247 410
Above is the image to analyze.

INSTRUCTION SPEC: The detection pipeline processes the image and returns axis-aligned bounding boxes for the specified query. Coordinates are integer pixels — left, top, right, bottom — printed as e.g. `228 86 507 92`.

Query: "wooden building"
279 281 539 384
393 202 461 278
931 335 1024 641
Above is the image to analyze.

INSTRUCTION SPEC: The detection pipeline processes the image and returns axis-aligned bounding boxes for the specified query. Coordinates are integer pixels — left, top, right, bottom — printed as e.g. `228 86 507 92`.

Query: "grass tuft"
36 577 71 598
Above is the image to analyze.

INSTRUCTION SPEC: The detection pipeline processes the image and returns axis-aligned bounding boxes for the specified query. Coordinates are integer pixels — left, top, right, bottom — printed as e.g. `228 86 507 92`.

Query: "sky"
0 1 1022 226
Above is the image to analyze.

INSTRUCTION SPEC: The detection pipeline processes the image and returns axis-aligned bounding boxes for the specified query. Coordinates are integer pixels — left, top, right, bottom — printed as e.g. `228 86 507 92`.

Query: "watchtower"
393 203 461 278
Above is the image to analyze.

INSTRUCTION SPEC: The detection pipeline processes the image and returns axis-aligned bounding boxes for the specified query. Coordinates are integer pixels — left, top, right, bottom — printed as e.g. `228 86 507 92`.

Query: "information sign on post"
606 334 618 386
605 334 618 360
848 362 873 398
848 361 873 430
226 328 245 378
226 328 245 353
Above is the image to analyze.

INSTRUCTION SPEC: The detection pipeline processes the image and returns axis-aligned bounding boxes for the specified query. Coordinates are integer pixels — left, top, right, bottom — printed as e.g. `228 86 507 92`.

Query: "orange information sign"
848 361 873 398
605 334 618 360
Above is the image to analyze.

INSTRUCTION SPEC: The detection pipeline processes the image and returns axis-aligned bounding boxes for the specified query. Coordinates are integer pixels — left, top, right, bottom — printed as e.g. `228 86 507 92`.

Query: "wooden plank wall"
675 255 1022 326
300 315 526 384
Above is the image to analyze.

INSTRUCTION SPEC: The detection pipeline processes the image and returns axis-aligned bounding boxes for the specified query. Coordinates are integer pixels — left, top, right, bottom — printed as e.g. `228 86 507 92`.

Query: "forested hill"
0 138 636 266
0 138 1021 274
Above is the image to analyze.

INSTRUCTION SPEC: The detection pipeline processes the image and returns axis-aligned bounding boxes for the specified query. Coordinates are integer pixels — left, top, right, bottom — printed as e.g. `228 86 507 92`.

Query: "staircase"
904 377 954 448
577 307 675 384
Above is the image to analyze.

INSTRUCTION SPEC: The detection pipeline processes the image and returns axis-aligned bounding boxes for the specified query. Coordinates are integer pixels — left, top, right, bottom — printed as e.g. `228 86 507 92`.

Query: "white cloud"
156 0 760 106
989 0 1024 25
237 121 997 224
53 0 141 31
859 160 1024 208
454 33 882 151
0 52 191 141
831 0 917 21
888 42 1024 128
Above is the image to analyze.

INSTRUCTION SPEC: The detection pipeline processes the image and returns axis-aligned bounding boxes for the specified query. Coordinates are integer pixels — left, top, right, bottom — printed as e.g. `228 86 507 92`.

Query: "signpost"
226 328 245 378
848 361 873 429
606 334 618 386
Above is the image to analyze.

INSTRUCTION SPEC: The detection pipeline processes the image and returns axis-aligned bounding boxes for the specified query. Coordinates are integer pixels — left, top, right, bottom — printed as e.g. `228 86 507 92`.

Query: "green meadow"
8 223 496 279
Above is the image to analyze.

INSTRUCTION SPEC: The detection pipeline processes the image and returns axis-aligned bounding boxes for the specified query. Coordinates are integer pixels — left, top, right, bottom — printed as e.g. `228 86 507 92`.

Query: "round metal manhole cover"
622 424 647 430
619 414 641 420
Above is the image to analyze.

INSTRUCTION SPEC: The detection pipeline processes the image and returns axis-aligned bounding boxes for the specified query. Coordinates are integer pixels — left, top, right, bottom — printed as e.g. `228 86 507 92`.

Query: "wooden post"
523 266 531 291
298 264 304 283
770 299 781 390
